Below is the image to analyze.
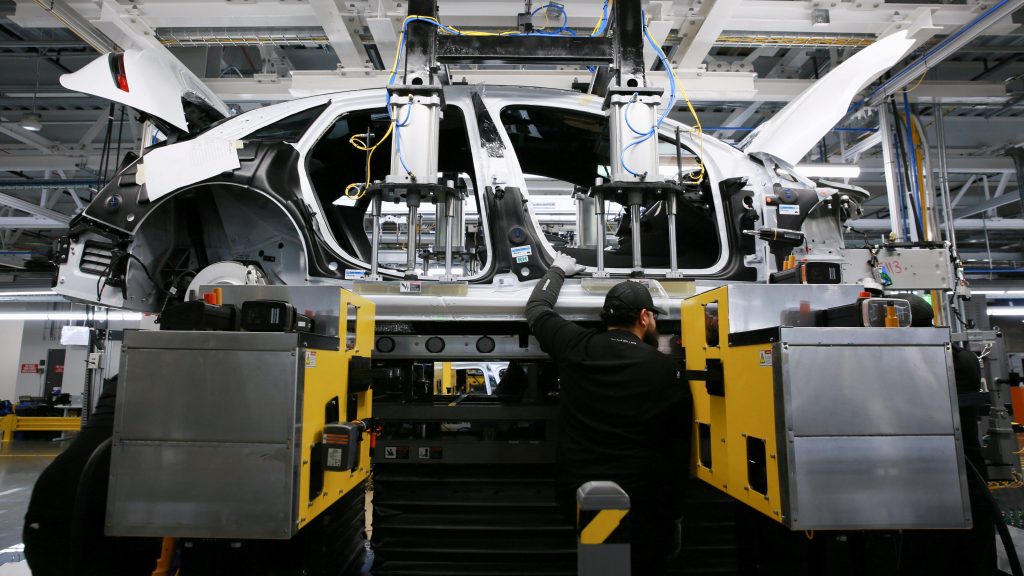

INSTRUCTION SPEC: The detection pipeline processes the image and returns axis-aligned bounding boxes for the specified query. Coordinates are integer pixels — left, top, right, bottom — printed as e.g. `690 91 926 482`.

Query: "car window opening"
499 105 721 271
307 105 486 278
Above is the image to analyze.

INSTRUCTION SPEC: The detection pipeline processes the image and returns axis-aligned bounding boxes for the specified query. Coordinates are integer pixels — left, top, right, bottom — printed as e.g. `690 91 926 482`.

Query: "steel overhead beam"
951 175 977 207
308 0 369 69
0 155 92 171
0 192 71 224
0 217 68 230
675 0 744 70
727 0 1018 36
864 0 1024 107
857 155 1015 174
366 14 399 75
842 132 882 162
30 0 118 53
715 102 763 139
847 218 1024 231
0 122 55 154
206 71 1008 104
955 191 1021 219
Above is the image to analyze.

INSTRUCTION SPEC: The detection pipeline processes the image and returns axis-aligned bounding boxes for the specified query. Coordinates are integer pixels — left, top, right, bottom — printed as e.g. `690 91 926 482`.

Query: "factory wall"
0 301 149 403
0 321 25 402
15 320 62 398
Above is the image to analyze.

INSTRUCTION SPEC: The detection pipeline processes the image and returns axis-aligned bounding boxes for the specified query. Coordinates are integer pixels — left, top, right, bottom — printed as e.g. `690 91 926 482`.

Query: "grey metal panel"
119 348 299 443
781 344 955 436
722 284 864 334
123 329 300 351
788 436 970 530
106 442 296 539
779 326 951 346
842 248 953 290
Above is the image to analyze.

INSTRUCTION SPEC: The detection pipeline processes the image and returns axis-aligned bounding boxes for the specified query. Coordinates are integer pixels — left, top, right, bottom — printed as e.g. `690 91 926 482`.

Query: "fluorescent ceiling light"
792 164 861 178
0 290 57 297
0 311 143 321
19 113 42 132
973 290 1024 296
987 307 1024 317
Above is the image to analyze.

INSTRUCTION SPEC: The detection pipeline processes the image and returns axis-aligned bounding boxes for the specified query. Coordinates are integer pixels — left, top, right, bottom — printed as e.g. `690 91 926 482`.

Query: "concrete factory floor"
0 439 64 573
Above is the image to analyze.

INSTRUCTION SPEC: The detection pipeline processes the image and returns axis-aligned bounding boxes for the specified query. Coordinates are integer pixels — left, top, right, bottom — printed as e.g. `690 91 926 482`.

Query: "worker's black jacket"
525 268 692 512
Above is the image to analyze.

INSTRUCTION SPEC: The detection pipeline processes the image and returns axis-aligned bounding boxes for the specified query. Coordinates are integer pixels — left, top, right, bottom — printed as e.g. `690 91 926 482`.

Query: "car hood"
742 30 916 165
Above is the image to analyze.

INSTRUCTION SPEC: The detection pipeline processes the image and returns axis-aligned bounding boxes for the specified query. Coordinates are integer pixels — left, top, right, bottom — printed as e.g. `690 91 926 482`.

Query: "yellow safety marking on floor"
580 509 628 544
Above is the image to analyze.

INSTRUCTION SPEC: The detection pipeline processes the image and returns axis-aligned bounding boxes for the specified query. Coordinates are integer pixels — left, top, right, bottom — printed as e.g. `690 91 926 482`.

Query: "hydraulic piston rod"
369 193 382 280
594 189 608 277
406 190 420 274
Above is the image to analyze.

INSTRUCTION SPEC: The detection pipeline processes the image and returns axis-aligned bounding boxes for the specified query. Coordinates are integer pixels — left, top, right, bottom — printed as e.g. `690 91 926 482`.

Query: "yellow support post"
0 415 15 445
1 415 81 444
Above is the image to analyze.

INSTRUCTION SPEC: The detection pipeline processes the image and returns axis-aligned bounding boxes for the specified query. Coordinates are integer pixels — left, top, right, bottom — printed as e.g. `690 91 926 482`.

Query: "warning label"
400 281 422 293
305 350 317 368
383 446 409 460
759 350 772 367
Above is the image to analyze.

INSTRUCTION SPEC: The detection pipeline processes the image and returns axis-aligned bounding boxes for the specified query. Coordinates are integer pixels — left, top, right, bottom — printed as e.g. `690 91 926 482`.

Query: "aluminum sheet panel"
118 347 299 443
780 343 955 436
723 284 864 334
789 436 970 530
107 442 295 539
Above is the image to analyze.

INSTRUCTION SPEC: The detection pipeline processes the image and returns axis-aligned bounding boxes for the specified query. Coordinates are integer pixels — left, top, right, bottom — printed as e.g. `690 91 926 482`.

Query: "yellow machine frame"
681 286 785 523
296 289 376 529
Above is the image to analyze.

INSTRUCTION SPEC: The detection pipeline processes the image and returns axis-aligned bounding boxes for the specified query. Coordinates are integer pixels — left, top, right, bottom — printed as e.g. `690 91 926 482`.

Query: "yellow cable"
907 73 927 93
660 26 704 183
591 0 611 36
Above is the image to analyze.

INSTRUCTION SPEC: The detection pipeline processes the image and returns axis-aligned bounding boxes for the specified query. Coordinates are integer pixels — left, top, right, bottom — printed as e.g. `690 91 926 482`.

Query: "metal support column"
878 104 904 241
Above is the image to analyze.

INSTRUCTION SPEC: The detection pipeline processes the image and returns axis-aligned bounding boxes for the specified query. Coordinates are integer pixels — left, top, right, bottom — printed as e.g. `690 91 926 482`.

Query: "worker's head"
600 281 667 347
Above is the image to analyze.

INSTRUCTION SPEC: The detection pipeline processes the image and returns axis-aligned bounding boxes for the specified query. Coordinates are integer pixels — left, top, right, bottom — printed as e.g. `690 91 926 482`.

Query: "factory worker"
525 252 692 576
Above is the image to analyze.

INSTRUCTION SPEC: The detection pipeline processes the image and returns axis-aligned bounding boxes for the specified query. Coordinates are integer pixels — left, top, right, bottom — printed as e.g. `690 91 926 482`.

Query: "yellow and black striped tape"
577 508 629 544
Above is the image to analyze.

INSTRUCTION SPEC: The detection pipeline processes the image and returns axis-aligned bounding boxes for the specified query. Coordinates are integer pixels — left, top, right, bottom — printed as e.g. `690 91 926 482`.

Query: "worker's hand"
551 252 585 277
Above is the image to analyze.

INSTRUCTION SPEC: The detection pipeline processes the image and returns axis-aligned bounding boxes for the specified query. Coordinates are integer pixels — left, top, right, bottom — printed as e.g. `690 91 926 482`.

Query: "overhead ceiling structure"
0 0 1021 283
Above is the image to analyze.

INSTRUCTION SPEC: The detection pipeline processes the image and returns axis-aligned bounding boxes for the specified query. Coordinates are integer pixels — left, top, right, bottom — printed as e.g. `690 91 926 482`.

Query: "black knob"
376 336 396 353
425 336 445 354
476 336 496 354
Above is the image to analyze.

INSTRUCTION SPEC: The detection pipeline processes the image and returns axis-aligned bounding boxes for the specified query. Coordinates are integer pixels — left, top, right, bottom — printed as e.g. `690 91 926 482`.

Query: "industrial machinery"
106 286 375 574
34 0 1024 575
682 284 971 530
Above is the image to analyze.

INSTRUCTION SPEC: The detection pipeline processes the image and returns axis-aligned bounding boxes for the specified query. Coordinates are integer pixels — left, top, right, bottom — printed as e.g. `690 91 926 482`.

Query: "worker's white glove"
551 252 585 277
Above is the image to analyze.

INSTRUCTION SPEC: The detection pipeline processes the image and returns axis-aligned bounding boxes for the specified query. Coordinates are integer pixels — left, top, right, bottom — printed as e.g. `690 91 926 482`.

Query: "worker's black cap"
603 281 667 316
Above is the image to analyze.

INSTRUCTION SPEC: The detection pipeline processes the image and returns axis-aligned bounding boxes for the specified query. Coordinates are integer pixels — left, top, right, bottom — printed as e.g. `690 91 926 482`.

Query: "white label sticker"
345 269 366 279
759 350 772 367
400 281 422 293
511 245 532 258
418 447 431 459
326 447 343 468
778 204 800 216
384 446 397 459
305 350 317 368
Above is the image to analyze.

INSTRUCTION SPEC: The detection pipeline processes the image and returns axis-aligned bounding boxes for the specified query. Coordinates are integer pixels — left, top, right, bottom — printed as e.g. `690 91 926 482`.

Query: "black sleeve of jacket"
525 268 588 360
